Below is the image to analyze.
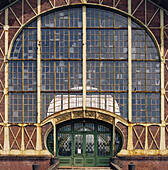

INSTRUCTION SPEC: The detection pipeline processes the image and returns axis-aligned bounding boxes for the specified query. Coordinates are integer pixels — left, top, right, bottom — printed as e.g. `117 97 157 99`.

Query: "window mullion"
128 16 132 122
127 0 133 151
82 6 86 111
36 0 42 151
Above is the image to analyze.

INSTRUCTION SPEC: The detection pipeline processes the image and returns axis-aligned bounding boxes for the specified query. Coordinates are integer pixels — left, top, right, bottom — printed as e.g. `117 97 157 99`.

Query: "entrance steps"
58 167 111 170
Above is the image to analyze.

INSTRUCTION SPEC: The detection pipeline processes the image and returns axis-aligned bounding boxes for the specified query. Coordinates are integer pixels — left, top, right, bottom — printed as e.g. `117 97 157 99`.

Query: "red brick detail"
116 122 128 150
164 97 168 122
41 0 53 13
147 1 160 28
0 156 51 170
9 125 22 150
165 62 168 88
166 125 168 148
41 122 53 150
0 11 5 26
99 0 112 7
0 50 4 60
8 8 20 27
87 0 99 4
10 1 23 25
164 12 168 27
54 0 67 6
0 31 5 54
150 28 161 45
132 0 145 24
133 125 145 149
24 0 36 24
0 57 5 123
118 156 168 170
24 125 36 150
8 28 19 48
70 0 82 4
27 0 38 15
148 125 160 150
115 0 127 13
164 29 168 57
0 126 4 149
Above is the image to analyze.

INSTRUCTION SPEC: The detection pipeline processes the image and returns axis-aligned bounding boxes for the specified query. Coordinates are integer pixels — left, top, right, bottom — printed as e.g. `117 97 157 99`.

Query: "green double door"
56 119 112 167
73 133 96 166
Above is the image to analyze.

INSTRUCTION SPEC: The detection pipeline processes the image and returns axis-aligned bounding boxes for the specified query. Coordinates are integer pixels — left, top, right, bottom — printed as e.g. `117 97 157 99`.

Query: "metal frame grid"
8 5 161 124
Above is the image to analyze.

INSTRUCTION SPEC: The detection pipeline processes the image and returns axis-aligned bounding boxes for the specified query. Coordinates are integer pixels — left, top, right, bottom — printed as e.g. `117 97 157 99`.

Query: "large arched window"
8 5 160 123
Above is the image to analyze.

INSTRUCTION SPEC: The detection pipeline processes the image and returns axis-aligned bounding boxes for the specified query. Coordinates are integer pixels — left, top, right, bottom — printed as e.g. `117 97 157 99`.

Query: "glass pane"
41 29 54 59
9 61 22 91
24 93 37 123
24 29 37 59
115 61 128 91
100 30 114 59
147 93 161 123
132 30 146 60
47 130 54 155
114 13 127 27
132 93 146 123
115 131 122 154
97 134 111 156
132 61 145 91
100 61 114 91
41 61 54 91
86 134 94 155
10 33 22 59
41 93 54 120
146 62 160 91
58 125 71 132
74 123 94 131
23 61 37 91
98 125 110 132
87 61 99 89
9 93 22 123
75 134 83 155
115 93 128 120
115 30 128 59
55 29 68 59
58 133 71 156
74 123 83 131
69 29 82 59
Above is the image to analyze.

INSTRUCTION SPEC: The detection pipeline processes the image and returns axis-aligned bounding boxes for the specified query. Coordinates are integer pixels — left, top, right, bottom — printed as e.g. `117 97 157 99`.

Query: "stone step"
58 167 111 170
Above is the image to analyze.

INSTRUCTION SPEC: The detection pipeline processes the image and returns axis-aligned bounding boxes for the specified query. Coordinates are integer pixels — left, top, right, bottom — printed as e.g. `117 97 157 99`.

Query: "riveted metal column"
127 0 133 150
160 9 165 150
4 8 10 152
82 5 87 112
36 0 42 151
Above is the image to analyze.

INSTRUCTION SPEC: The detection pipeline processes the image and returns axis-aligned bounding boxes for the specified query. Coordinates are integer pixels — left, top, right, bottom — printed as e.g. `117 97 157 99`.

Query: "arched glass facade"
8 5 160 123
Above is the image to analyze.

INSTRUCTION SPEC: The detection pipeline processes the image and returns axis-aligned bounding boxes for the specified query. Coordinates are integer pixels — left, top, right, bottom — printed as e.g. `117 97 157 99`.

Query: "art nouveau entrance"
46 118 123 167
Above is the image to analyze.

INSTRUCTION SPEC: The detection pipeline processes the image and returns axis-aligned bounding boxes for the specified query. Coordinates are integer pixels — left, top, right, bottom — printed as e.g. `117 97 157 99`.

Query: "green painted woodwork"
46 119 122 167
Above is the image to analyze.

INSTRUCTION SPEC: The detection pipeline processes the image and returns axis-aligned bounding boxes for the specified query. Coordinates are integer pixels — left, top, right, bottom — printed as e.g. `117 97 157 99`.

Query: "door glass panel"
75 134 83 154
58 133 71 156
74 123 83 131
97 134 111 156
86 134 94 155
74 123 94 131
85 123 94 131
